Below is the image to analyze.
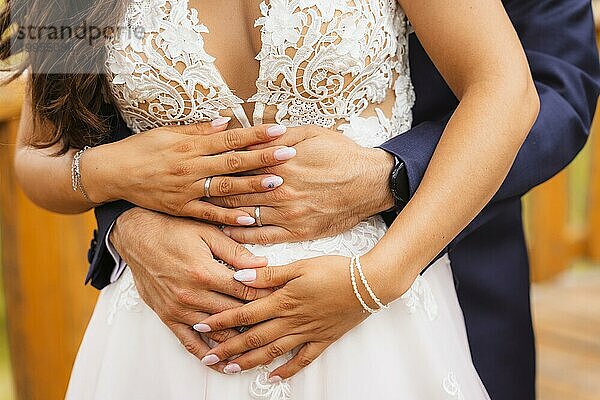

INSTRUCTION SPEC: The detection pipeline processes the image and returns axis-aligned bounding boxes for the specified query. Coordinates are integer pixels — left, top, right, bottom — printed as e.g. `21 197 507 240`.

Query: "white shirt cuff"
105 221 128 283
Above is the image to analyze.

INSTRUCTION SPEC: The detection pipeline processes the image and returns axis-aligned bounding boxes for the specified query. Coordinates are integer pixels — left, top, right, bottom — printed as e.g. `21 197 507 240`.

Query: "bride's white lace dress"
67 1 491 399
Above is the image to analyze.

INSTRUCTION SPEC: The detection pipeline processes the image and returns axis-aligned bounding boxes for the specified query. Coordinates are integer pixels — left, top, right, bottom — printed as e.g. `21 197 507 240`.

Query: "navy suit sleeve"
86 117 135 289
379 0 600 251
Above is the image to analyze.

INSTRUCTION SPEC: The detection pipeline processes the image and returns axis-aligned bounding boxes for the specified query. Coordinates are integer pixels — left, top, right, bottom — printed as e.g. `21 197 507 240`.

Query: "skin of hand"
84 119 298 226
109 206 275 372
207 125 396 244
193 255 402 379
190 0 540 380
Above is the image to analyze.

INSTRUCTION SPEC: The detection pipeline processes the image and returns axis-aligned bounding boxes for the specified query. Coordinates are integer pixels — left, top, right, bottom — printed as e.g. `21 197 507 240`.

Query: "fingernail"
266 124 287 137
268 376 282 384
201 354 220 366
211 116 231 127
222 228 232 237
193 323 211 333
236 216 256 225
274 147 296 161
233 269 256 282
262 176 284 189
224 363 241 374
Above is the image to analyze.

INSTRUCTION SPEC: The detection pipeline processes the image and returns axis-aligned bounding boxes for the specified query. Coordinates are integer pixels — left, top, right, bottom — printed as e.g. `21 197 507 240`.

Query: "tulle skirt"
66 216 490 399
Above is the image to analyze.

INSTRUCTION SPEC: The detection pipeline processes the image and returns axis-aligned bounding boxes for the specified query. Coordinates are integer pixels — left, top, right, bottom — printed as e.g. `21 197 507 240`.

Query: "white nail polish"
233 269 257 282
211 116 231 127
201 354 220 366
266 124 287 137
237 216 256 225
274 147 296 161
268 376 282 384
224 363 241 374
193 323 212 333
262 176 284 189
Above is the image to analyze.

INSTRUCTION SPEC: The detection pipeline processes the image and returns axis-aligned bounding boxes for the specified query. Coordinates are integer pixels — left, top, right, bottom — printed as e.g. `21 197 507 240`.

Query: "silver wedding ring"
204 177 212 198
254 206 263 227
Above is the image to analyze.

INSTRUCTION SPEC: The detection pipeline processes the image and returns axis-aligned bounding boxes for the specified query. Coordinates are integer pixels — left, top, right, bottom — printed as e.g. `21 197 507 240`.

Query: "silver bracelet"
71 146 94 203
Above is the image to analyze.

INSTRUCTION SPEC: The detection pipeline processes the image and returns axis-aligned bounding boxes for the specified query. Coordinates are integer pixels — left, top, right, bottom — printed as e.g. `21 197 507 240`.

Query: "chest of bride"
106 0 408 133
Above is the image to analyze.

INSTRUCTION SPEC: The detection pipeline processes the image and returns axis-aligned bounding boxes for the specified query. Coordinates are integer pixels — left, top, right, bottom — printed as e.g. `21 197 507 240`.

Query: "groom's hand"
207 125 396 244
110 207 271 370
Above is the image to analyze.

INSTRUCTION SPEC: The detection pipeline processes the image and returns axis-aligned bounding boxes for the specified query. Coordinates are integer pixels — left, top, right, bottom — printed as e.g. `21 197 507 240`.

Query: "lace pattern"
104 2 424 398
106 0 414 141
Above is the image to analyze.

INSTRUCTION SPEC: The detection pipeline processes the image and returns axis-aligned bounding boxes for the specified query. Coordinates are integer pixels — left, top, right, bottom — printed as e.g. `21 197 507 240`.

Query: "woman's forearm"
14 141 111 213
366 79 539 301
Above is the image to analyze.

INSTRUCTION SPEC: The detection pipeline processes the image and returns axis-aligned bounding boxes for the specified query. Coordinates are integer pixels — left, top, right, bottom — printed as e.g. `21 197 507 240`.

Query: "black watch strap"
389 158 410 211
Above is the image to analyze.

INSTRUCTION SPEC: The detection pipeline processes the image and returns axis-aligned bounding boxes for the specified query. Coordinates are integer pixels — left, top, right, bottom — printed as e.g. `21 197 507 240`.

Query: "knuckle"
191 270 209 287
256 231 272 245
236 310 253 326
245 333 263 348
225 154 243 171
172 162 193 177
216 178 233 195
298 355 314 368
197 207 216 222
207 329 233 344
260 150 273 165
182 339 203 357
174 289 196 306
240 285 259 301
224 130 243 150
174 140 194 153
267 343 286 359
278 297 297 312
271 187 290 202
232 243 249 258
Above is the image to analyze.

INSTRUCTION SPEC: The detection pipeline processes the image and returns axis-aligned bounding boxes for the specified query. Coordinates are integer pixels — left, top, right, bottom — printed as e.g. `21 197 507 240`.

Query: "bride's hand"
194 255 386 379
83 119 296 226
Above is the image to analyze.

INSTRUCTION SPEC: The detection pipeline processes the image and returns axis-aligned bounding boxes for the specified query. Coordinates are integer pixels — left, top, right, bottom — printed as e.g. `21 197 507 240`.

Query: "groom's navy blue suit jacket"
86 1 600 399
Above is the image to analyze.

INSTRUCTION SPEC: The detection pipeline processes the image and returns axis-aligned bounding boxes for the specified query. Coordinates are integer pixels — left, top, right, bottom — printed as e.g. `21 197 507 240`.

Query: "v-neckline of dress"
185 0 268 127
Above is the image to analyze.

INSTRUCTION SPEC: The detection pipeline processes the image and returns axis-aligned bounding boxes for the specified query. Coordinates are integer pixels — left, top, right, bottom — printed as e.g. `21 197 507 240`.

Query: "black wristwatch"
388 157 410 212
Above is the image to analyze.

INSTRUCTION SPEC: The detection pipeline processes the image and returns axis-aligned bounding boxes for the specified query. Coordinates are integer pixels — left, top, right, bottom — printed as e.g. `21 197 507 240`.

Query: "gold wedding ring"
204 177 212 198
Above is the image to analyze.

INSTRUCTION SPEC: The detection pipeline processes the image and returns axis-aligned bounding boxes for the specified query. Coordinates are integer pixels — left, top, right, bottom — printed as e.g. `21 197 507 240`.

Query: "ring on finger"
204 177 213 198
254 206 263 227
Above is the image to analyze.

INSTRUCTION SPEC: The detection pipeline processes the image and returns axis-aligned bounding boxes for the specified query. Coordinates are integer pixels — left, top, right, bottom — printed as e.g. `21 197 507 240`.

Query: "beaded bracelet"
354 256 389 310
349 257 378 314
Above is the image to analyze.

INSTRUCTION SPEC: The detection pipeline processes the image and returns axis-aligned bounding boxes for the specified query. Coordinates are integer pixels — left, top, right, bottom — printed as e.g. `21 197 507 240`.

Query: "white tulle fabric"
67 1 490 399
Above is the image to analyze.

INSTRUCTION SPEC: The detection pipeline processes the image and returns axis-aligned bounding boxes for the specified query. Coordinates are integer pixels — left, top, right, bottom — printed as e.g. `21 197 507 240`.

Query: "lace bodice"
106 0 414 147
105 5 418 397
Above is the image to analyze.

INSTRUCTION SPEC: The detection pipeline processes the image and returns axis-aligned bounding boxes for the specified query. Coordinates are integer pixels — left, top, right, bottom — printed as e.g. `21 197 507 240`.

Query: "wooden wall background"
0 81 98 400
0 29 599 400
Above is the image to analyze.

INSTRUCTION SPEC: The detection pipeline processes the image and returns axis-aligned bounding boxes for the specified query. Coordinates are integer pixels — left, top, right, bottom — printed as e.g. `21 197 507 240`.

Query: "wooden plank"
587 103 600 262
532 270 600 400
0 117 98 399
527 170 571 282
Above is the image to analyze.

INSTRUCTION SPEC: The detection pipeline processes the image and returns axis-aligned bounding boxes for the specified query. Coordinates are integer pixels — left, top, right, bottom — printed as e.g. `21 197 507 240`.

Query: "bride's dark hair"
0 0 126 154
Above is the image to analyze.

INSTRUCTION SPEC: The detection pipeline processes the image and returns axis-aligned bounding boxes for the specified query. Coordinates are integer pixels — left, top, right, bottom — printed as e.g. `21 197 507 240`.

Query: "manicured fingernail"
266 124 287 137
201 354 220 366
222 228 231 237
233 269 256 282
274 147 296 161
193 323 211 333
211 116 231 127
268 376 282 383
224 363 241 374
236 216 256 225
262 176 284 189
